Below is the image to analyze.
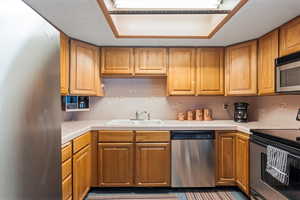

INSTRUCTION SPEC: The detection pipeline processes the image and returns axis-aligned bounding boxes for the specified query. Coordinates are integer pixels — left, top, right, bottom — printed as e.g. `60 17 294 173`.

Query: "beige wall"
66 78 300 125
248 95 300 125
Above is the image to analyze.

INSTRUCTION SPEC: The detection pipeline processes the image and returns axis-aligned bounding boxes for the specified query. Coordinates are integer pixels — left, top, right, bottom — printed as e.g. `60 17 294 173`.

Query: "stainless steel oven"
250 130 300 200
276 51 300 93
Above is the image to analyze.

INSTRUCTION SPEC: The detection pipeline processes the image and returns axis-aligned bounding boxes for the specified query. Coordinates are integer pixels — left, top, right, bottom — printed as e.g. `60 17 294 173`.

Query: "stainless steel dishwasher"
171 130 215 187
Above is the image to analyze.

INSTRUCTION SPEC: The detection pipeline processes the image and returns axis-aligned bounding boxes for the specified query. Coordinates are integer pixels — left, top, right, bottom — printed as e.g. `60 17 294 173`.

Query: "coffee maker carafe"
234 102 249 123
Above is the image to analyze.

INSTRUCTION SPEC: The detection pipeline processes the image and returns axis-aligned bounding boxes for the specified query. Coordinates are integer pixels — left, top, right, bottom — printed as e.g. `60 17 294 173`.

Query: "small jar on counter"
177 112 185 121
187 110 194 121
195 109 204 121
204 108 213 121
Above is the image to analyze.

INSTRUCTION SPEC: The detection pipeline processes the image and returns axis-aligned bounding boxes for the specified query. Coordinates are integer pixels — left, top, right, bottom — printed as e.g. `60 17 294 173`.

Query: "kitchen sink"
106 119 164 126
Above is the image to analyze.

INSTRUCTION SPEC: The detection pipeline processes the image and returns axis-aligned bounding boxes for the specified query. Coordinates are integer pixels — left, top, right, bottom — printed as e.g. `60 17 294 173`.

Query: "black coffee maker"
234 102 249 123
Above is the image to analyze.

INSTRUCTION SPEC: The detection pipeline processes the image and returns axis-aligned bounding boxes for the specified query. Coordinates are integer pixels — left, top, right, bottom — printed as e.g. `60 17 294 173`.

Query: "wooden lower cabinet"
62 143 72 200
216 131 250 195
98 143 134 187
73 145 92 200
216 132 236 185
135 143 170 187
62 175 72 200
236 133 250 195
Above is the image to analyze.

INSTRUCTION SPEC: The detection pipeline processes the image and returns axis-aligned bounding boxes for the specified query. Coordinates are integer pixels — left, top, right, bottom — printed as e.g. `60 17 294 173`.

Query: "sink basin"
135 120 164 125
106 120 136 125
106 119 164 126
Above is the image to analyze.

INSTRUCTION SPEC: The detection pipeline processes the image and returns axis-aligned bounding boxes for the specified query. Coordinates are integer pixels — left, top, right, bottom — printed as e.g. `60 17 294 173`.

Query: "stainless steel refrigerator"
0 0 61 199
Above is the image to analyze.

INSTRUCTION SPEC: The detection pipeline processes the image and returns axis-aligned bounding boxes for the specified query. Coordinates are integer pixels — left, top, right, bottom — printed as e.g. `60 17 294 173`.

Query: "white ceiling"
23 0 300 46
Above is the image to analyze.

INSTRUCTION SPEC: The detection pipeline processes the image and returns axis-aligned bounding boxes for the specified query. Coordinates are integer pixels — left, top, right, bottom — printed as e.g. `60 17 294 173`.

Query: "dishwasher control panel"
171 130 215 140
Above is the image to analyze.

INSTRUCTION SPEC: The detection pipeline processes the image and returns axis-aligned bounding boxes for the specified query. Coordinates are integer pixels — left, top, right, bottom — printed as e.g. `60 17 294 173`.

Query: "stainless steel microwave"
276 51 300 93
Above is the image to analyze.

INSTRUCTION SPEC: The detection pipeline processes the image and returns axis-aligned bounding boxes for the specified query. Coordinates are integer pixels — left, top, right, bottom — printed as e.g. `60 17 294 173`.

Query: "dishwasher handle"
171 130 215 140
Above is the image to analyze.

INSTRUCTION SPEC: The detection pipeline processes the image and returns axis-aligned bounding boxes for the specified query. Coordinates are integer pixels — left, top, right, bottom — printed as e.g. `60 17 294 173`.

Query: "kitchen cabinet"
97 131 170 187
73 133 92 200
60 33 69 95
236 133 250 195
216 131 250 195
216 132 236 186
225 40 257 96
62 143 72 200
62 175 72 200
70 40 103 96
101 47 134 75
135 131 170 187
168 48 196 95
98 143 134 187
258 30 279 95
196 48 224 95
135 143 170 187
280 16 300 56
73 145 92 200
134 48 168 76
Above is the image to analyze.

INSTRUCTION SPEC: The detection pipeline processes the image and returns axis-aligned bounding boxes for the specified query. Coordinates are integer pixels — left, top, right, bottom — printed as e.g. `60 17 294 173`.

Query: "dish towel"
266 145 290 185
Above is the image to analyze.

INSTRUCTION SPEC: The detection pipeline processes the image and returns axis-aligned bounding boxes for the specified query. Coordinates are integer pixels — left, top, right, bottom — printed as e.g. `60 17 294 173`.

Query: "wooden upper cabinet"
73 145 91 200
196 48 224 95
236 133 250 195
134 48 168 76
225 40 257 96
216 132 236 186
98 143 134 187
168 48 196 95
101 48 134 75
258 30 279 95
70 40 103 96
280 16 300 56
60 33 69 95
135 143 170 187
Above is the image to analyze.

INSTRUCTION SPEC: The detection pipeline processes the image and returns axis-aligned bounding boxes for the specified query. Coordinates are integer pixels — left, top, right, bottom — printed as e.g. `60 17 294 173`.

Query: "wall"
70 78 300 125
249 95 300 126
71 78 251 121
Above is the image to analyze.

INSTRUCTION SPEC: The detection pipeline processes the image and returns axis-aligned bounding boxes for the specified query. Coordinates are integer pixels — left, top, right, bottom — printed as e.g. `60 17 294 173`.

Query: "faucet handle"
147 113 151 120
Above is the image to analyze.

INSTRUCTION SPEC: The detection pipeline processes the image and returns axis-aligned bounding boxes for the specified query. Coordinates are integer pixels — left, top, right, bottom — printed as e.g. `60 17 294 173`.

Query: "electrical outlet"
297 109 300 121
223 104 229 110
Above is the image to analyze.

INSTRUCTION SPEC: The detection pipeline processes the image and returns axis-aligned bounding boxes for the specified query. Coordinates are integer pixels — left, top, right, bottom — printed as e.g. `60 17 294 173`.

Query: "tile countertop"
61 120 300 145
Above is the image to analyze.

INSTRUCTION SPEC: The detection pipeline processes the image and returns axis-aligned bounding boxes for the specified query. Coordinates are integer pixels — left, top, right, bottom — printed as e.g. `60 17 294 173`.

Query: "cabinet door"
280 17 300 56
101 48 134 75
73 145 91 200
62 175 72 200
134 48 167 76
70 40 102 96
225 40 257 96
168 48 196 95
60 33 69 95
258 30 278 95
135 143 170 187
216 132 236 185
236 133 250 195
98 143 134 187
196 48 224 95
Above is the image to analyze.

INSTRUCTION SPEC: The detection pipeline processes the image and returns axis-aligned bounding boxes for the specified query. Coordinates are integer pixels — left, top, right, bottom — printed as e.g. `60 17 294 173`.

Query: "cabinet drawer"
62 158 72 180
135 131 170 142
99 131 134 142
73 132 91 153
62 143 72 163
62 175 72 200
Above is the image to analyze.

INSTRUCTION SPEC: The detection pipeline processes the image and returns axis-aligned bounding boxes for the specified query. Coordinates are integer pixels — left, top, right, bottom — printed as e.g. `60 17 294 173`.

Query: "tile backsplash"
66 78 300 125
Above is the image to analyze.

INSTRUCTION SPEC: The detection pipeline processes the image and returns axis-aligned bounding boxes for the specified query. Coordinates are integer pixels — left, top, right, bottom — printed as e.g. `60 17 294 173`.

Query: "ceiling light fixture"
112 0 223 9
